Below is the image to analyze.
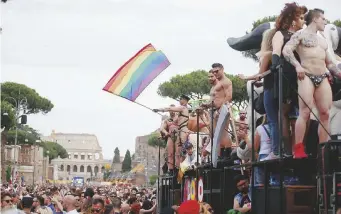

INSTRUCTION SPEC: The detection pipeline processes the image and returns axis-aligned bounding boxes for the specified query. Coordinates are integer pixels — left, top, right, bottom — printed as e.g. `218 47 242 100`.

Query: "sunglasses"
2 200 12 203
212 69 219 73
91 208 102 213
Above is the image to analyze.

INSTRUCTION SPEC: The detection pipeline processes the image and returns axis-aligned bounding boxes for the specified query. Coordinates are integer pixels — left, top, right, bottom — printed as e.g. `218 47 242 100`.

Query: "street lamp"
2 95 28 181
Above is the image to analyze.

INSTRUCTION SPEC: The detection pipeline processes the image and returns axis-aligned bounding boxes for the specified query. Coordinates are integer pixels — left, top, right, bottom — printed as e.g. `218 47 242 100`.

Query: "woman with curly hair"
263 2 308 160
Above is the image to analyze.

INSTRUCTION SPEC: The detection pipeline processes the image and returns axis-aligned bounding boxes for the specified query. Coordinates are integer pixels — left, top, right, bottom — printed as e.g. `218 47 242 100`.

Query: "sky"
1 0 339 159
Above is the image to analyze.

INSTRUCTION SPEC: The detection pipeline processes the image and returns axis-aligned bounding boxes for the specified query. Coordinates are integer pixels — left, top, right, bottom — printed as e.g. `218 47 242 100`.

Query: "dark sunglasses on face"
3 200 12 203
212 69 219 73
91 208 102 213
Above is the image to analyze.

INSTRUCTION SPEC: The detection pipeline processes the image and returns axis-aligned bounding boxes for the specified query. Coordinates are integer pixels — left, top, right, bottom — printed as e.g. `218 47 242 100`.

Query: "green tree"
158 70 247 110
1 82 54 129
149 175 158 186
333 19 341 27
6 125 40 145
6 165 11 182
4 125 67 160
157 70 210 100
227 74 248 110
121 150 132 172
113 147 120 163
148 132 166 148
41 141 68 160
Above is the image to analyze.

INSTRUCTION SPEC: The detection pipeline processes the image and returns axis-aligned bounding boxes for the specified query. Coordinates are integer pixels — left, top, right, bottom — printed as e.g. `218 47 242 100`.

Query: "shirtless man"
160 105 178 175
283 9 341 158
202 64 233 167
154 95 190 168
235 110 248 132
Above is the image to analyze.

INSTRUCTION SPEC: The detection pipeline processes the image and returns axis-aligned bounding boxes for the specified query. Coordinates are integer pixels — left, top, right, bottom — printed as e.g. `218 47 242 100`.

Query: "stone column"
53 164 58 181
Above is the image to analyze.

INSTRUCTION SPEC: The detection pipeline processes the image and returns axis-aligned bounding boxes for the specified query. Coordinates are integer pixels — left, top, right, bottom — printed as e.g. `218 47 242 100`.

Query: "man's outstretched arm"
154 106 184 113
282 31 302 68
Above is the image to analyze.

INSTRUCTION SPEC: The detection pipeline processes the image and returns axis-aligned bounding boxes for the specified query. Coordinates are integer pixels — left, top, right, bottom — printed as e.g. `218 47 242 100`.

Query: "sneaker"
263 152 280 161
293 143 308 159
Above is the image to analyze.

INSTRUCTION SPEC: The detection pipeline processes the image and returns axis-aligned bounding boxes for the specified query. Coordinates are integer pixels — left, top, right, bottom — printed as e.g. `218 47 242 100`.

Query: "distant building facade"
42 130 108 181
134 133 165 177
2 144 48 185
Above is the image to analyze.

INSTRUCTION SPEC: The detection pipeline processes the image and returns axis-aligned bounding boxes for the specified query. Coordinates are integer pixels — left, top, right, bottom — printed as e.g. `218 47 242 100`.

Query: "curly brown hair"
275 2 308 31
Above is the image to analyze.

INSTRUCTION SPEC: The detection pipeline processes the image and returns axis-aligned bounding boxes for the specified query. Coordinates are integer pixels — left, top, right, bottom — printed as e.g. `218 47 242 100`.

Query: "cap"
180 94 190 101
177 200 200 214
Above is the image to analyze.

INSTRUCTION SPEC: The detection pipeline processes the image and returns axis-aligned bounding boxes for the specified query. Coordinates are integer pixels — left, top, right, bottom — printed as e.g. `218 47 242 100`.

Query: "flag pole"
104 91 163 116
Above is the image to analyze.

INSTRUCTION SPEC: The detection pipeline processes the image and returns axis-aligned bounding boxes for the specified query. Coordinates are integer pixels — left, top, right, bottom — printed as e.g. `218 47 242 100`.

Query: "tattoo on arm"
328 63 341 74
282 31 302 68
326 50 341 74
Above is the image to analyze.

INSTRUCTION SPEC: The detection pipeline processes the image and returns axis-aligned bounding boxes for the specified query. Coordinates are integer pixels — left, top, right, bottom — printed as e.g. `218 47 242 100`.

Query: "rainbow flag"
103 43 170 101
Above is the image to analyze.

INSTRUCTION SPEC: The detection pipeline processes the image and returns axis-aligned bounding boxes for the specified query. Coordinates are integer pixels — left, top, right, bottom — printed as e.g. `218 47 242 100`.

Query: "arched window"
101 166 105 173
94 166 99 174
80 165 84 172
67 165 70 172
73 165 77 172
87 166 92 173
60 165 64 171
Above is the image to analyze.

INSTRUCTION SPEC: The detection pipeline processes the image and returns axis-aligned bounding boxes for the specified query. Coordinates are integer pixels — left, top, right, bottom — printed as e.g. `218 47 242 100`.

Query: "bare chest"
298 33 327 59
213 82 224 94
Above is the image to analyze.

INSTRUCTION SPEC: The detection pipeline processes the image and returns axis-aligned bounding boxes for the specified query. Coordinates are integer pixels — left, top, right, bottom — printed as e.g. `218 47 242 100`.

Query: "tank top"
280 30 299 74
256 124 271 156
263 30 299 90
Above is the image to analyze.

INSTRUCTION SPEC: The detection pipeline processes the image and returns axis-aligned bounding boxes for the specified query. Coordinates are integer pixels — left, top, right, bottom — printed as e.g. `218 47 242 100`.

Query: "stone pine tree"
113 147 120 163
158 70 248 111
121 150 132 172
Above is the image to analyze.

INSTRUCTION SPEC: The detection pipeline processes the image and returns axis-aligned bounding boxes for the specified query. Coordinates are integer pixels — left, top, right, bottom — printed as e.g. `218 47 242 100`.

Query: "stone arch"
73 165 78 172
60 165 64 171
101 166 105 173
80 165 84 172
94 166 99 175
87 165 92 173
67 165 71 172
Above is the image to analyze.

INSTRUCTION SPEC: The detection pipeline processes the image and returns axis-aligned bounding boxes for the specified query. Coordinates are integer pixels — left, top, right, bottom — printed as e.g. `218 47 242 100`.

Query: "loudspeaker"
253 186 316 214
20 115 27 124
318 140 341 174
318 172 341 214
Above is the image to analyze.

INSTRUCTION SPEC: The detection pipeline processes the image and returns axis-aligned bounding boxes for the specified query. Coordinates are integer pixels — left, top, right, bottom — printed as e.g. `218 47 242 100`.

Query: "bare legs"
294 77 331 158
167 137 175 170
314 79 332 143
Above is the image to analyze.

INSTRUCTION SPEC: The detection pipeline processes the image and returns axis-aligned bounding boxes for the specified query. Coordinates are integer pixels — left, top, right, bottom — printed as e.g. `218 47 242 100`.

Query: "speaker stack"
318 139 341 214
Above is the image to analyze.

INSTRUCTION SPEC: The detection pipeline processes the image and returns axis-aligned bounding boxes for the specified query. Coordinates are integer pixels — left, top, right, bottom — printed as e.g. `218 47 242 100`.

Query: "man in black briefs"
283 9 341 158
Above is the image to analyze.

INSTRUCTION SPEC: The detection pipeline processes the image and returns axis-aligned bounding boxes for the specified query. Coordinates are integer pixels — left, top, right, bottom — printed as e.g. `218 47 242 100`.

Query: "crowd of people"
0 182 219 214
1 183 158 214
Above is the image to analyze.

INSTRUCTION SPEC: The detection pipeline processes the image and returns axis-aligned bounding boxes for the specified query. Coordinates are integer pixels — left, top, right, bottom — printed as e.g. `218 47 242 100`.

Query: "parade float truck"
158 22 341 214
